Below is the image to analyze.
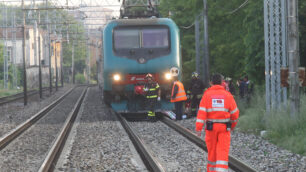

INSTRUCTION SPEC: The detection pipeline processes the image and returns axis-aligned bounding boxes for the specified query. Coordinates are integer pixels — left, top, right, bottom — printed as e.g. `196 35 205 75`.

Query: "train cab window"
142 28 169 48
114 29 140 49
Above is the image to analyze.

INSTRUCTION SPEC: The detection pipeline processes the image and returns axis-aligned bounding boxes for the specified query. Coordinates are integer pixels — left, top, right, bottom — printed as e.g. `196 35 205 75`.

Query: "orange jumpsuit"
196 85 239 172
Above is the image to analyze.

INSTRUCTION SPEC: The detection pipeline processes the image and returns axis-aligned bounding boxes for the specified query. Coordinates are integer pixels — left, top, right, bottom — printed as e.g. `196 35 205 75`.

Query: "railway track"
116 113 165 172
0 86 87 171
118 112 257 172
159 114 258 172
0 87 54 106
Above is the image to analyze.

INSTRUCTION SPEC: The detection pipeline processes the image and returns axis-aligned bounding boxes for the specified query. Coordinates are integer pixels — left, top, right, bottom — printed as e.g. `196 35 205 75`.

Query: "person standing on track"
143 73 161 122
195 73 239 172
187 72 205 117
171 74 187 120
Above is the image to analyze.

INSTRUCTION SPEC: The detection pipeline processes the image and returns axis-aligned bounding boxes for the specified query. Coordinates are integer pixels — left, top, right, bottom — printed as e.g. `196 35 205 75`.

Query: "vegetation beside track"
0 89 22 98
237 92 306 156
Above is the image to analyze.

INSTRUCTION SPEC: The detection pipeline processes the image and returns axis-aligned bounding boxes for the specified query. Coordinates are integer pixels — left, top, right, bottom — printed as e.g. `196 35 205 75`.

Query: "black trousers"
191 95 201 116
175 101 184 120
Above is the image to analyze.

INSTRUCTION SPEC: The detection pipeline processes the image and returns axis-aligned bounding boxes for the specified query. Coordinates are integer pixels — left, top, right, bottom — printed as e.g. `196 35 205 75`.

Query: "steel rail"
0 87 75 150
160 115 258 172
0 87 60 106
39 87 88 172
116 112 165 172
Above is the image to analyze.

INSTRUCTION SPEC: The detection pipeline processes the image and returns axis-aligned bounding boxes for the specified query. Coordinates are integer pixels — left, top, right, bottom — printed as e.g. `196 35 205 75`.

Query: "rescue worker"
187 72 205 117
171 75 187 120
143 73 161 122
195 74 239 172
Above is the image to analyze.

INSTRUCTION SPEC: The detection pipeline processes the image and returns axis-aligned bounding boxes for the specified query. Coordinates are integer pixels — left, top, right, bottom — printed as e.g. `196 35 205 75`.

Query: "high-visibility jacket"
144 82 160 99
196 85 239 131
171 81 187 102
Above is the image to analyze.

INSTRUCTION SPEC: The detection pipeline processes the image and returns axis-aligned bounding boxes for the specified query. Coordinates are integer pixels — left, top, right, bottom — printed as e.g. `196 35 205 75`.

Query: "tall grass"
237 90 306 155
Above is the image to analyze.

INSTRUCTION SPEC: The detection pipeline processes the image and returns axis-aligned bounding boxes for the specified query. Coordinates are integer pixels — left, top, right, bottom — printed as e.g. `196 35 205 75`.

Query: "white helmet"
170 67 179 77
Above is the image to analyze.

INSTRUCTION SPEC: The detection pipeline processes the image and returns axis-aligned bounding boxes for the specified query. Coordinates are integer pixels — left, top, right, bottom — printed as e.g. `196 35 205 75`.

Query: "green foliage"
75 73 86 84
237 93 306 155
159 0 305 85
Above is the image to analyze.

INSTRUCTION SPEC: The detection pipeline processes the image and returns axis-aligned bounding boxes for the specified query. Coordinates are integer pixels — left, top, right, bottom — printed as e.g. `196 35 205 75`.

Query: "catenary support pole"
22 0 28 105
287 0 300 117
38 36 42 99
203 0 210 88
195 16 200 74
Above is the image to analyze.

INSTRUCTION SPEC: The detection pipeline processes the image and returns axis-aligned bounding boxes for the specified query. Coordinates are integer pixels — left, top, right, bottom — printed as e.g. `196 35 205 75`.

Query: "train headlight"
113 74 121 81
165 73 172 80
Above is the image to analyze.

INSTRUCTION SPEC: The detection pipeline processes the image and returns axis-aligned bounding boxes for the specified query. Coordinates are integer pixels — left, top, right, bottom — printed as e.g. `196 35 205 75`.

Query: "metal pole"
60 39 64 87
203 0 210 88
22 0 28 105
38 36 42 98
46 0 52 94
87 29 90 84
13 10 18 89
195 16 200 74
55 41 58 91
264 0 271 112
281 0 288 106
287 0 300 117
72 39 75 84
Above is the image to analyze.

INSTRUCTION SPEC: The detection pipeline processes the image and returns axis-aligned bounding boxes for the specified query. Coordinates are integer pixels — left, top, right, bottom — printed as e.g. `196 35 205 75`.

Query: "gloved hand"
144 88 149 92
157 97 161 101
196 130 201 137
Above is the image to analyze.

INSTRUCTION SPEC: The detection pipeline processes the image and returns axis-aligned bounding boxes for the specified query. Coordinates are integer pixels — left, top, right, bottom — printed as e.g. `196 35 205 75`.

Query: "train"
102 17 182 113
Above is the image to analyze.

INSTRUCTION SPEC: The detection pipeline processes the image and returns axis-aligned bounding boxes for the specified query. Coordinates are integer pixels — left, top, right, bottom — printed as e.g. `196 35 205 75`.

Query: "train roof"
106 18 176 26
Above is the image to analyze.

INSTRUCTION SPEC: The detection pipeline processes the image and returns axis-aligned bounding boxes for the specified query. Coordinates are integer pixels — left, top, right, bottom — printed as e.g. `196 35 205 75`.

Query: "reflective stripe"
198 108 229 113
199 107 207 112
196 119 205 124
175 95 187 99
230 119 238 123
149 88 157 91
207 108 229 112
209 167 228 172
178 90 185 93
146 95 158 98
207 119 230 123
230 108 238 114
208 160 228 166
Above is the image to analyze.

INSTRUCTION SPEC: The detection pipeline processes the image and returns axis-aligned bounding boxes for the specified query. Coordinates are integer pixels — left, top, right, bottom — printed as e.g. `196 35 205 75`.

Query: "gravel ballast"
177 117 306 171
55 87 147 172
0 86 73 138
0 87 85 172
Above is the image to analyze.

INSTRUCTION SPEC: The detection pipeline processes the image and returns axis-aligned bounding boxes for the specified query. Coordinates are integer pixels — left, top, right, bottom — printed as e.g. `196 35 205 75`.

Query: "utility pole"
13 11 18 89
195 16 200 74
87 28 90 84
46 0 52 94
22 0 28 105
60 36 64 87
38 36 42 99
55 40 58 91
203 0 210 88
287 0 300 117
72 39 75 84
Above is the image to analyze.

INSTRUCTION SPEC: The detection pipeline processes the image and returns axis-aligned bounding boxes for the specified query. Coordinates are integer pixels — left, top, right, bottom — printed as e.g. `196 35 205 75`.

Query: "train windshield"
114 29 140 49
142 28 169 48
114 27 169 50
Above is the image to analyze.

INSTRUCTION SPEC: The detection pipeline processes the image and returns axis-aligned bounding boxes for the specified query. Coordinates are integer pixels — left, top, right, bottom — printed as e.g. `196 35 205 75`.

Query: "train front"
103 18 181 113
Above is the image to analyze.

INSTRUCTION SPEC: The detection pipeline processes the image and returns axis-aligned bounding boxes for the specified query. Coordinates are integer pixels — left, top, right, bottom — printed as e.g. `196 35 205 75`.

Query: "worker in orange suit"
195 73 239 172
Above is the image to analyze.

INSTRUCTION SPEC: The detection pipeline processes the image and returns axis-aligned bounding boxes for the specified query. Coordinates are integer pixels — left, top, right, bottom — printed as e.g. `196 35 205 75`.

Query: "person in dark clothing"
143 73 161 122
171 76 187 120
237 78 246 98
187 72 205 117
228 79 236 96
244 75 254 103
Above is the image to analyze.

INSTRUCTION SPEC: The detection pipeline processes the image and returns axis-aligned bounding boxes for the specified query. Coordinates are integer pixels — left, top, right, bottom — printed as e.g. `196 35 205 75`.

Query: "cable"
226 0 249 15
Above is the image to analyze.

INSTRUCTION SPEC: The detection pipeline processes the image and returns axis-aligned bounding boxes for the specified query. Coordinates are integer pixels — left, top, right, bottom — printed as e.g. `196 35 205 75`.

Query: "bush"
75 73 86 84
237 90 306 155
